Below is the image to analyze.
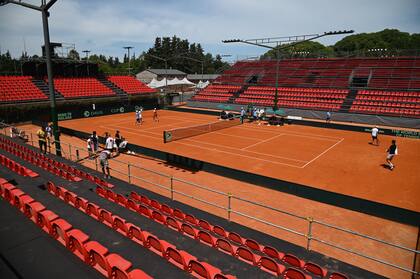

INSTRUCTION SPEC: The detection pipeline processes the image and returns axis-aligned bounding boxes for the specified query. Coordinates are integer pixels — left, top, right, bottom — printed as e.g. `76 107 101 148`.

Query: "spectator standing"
326 111 331 123
105 133 114 153
115 130 122 154
99 150 111 178
87 137 93 159
37 126 47 154
240 107 245 124
90 131 99 154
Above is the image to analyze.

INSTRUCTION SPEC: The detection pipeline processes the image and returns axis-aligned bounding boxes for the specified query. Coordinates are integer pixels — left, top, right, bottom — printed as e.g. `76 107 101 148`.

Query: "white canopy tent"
147 77 196 88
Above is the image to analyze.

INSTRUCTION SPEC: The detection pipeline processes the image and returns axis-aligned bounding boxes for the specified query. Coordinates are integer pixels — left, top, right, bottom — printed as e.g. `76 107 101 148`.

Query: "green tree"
67 49 80 60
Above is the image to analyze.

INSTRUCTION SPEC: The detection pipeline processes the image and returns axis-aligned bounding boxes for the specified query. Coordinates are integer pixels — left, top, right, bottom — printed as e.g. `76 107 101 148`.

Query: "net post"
76 149 80 161
69 144 72 160
95 156 98 171
163 131 167 143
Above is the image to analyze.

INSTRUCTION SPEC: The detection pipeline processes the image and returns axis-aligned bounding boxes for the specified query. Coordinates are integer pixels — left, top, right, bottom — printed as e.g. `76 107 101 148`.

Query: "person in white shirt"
86 137 93 159
371 126 379 146
105 133 114 152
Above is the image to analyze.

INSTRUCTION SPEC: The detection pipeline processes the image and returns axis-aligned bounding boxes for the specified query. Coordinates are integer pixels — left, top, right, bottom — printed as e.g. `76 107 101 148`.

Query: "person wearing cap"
371 126 379 146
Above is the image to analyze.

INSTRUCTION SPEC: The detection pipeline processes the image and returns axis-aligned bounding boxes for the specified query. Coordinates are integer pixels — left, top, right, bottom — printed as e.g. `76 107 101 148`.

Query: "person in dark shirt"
90 131 99 154
386 139 398 170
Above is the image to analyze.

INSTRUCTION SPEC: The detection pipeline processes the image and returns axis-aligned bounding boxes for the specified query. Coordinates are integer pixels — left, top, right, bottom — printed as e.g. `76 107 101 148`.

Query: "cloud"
0 0 419 59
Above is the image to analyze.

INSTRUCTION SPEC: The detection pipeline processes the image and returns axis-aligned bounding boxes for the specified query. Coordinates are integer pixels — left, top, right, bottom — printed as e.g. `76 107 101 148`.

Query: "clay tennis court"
61 109 420 213
13 112 420 279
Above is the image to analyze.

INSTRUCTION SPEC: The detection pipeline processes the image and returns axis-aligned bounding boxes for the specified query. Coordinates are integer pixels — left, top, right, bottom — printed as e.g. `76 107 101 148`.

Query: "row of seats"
214 58 420 90
192 96 230 103
0 141 81 182
0 154 39 178
46 182 235 279
122 190 348 279
349 106 420 117
0 180 152 279
240 94 344 103
0 136 112 188
235 98 341 111
0 76 48 102
52 78 115 98
191 84 239 103
352 100 420 109
246 87 347 94
97 187 309 278
108 76 155 95
358 90 420 97
355 95 420 103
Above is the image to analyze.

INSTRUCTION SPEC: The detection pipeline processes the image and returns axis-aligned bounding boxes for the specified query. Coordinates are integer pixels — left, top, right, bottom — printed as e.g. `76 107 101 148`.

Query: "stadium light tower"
123 46 133 75
223 30 354 111
0 0 62 156
82 50 90 76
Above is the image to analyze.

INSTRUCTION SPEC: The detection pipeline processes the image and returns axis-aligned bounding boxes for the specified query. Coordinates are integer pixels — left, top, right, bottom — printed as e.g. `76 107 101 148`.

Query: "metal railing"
0 124 418 276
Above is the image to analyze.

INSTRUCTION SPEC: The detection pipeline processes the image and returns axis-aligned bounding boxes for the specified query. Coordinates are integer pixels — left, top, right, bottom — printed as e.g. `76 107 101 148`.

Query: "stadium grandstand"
190 56 420 125
0 1 419 279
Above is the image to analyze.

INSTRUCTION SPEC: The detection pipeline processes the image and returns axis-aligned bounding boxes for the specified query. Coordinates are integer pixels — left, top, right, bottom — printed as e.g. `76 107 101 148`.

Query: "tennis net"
163 116 242 143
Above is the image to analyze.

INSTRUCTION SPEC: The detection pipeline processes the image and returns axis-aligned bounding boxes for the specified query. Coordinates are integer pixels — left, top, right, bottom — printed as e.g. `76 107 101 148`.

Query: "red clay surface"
61 110 420 213
12 121 420 279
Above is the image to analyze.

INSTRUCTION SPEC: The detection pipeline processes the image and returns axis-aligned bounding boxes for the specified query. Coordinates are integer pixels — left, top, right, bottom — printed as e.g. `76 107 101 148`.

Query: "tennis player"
371 126 379 146
386 139 398 170
135 109 141 125
153 108 159 122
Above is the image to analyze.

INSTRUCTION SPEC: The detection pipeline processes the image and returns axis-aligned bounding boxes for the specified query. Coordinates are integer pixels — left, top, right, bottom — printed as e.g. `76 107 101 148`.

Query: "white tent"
148 77 196 88
196 80 210 89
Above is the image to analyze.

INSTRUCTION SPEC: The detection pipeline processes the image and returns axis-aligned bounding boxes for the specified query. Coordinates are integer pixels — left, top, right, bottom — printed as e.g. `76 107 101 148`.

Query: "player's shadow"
380 164 391 170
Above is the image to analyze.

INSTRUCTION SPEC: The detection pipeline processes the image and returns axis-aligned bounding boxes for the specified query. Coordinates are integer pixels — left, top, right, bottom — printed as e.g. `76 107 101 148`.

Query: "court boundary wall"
175 104 420 138
186 101 420 130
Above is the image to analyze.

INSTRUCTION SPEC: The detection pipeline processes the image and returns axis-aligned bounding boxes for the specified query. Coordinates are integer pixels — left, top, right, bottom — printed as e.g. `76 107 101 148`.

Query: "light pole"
123 46 133 75
82 50 90 76
179 56 204 80
1 0 62 156
223 30 354 111
142 53 174 90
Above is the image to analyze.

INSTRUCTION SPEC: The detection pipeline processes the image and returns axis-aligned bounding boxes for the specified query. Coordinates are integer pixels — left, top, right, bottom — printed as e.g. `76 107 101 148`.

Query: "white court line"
183 136 307 163
102 125 161 140
104 123 344 168
105 124 305 167
102 125 162 137
212 132 264 141
278 132 339 142
235 124 342 140
301 138 344 168
170 140 305 168
136 114 342 141
241 134 285 150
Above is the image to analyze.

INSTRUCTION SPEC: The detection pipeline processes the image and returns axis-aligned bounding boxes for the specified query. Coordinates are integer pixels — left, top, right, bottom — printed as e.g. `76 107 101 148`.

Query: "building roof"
187 74 220 80
145 68 186 75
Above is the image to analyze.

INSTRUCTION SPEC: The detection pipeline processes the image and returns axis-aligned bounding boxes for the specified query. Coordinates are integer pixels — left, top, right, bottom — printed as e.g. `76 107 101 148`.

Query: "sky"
0 0 419 62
